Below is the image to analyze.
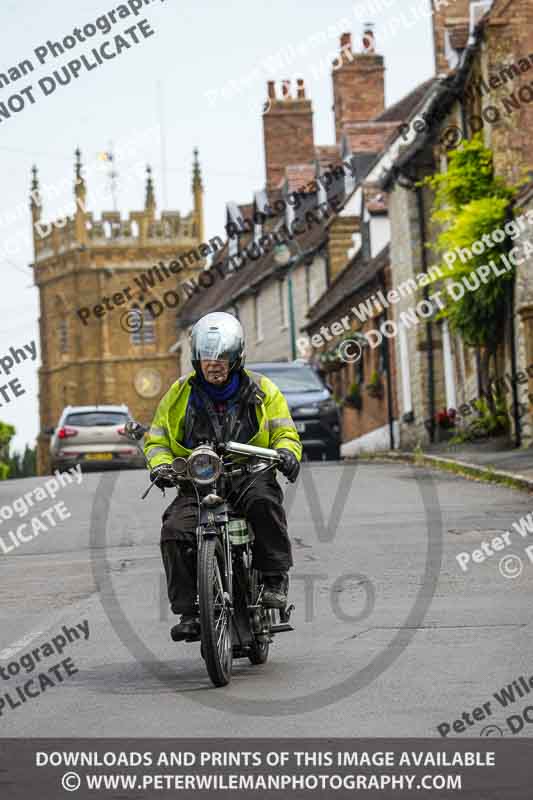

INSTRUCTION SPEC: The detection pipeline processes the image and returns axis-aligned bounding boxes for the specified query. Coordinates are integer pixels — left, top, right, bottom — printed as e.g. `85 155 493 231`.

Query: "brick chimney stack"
432 0 473 75
331 29 385 144
263 78 315 191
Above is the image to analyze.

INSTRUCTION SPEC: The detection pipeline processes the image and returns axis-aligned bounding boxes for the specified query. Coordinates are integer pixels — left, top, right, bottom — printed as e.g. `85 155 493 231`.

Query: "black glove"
277 448 300 483
150 464 176 489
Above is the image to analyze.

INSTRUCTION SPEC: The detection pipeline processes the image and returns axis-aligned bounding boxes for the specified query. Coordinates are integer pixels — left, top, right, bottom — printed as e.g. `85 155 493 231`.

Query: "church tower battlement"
32 148 204 475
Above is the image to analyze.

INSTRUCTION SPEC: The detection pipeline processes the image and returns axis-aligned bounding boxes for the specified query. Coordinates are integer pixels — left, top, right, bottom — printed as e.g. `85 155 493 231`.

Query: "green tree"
0 421 15 480
21 444 36 477
6 443 37 479
424 135 518 394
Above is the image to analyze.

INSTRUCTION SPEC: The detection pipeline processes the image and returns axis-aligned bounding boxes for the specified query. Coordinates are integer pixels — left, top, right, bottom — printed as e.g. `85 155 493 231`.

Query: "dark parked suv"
248 361 341 460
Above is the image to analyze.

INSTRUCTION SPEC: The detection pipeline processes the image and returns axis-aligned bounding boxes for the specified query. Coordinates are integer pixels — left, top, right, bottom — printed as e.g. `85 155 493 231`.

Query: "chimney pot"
362 24 375 53
282 79 291 98
267 80 276 99
340 32 352 50
296 78 305 99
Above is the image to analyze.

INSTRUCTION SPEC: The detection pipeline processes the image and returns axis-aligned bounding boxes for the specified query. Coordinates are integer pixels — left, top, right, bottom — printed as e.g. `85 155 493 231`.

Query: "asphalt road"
0 461 531 738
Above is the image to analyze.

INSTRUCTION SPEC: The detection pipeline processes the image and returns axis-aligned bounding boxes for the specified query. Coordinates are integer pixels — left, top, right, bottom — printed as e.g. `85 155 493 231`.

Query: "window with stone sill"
131 305 156 346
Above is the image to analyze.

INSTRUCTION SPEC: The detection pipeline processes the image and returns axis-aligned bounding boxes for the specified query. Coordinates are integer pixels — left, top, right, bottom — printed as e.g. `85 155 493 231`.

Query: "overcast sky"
0 0 435 452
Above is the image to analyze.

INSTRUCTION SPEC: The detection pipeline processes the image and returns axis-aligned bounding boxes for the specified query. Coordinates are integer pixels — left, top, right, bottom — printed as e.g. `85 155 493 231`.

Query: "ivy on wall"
424 134 517 354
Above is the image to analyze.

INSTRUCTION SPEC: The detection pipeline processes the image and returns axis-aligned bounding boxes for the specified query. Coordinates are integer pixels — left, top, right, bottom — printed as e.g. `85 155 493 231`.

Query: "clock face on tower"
134 368 162 398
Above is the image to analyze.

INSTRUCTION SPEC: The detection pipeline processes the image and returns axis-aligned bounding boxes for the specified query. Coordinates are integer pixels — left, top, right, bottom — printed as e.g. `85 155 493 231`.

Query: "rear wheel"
198 537 232 687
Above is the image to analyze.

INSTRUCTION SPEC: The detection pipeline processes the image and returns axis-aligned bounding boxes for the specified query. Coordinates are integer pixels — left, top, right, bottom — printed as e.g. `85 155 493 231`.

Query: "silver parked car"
49 405 145 472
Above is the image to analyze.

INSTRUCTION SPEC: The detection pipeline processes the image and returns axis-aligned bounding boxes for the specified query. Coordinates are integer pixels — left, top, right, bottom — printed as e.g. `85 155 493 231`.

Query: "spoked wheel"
198 537 233 687
248 570 270 666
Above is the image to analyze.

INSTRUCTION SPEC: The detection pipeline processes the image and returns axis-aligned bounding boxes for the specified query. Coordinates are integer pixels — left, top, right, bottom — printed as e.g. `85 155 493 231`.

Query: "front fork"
195 502 233 613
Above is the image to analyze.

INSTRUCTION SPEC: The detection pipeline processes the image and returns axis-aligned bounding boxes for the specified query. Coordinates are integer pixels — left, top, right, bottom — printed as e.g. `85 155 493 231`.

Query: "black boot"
170 614 201 642
262 573 288 608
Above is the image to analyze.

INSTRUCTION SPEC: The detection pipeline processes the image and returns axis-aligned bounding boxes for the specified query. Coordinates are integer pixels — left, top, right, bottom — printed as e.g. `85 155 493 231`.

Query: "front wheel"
198 536 233 687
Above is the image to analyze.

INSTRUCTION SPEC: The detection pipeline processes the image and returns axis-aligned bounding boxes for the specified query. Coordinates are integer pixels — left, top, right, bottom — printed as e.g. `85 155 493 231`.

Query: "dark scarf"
193 371 240 407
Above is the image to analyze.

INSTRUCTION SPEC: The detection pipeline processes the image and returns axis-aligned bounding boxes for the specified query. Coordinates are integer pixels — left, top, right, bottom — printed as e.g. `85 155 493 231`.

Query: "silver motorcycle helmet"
190 312 245 377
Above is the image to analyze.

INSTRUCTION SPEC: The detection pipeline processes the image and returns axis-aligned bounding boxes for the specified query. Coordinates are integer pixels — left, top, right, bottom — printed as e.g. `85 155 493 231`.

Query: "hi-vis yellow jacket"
144 369 302 469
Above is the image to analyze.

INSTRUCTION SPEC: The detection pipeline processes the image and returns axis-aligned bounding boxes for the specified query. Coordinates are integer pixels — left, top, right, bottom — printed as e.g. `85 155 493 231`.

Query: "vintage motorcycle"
123 422 294 688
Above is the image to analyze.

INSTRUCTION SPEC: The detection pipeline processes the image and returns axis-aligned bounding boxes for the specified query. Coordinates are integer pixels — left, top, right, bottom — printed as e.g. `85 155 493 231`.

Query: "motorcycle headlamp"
187 446 222 485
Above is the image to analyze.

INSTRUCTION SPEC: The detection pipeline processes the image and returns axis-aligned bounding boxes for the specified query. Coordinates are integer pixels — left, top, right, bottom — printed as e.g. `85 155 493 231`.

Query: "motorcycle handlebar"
143 442 280 499
224 441 281 461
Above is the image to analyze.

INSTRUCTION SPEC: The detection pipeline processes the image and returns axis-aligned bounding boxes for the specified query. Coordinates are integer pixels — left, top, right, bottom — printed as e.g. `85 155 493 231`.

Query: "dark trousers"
160 470 293 615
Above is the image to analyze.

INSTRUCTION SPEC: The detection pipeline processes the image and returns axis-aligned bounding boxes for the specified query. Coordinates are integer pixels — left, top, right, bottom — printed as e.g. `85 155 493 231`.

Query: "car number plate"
84 453 113 461
295 422 306 433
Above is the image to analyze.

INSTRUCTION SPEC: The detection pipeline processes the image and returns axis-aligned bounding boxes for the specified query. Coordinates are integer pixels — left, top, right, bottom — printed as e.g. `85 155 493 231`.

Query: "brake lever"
141 472 181 500
141 478 159 500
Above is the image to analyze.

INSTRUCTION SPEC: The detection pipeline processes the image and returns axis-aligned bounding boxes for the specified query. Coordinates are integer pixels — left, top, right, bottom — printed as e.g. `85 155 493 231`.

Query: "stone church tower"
32 149 204 475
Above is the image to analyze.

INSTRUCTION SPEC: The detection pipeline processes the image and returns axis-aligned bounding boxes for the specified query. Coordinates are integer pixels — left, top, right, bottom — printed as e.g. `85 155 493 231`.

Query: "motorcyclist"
144 311 302 641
